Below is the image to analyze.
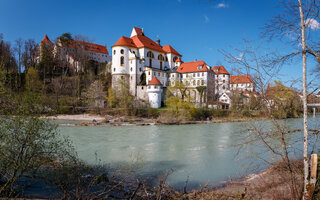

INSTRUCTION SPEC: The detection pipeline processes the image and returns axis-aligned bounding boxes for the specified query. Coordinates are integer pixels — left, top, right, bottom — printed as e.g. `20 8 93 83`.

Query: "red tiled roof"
212 66 229 74
162 45 181 56
175 57 182 63
63 40 109 54
131 35 165 53
133 27 143 36
113 27 181 55
148 76 162 85
42 34 53 44
177 61 211 73
113 36 136 48
230 75 254 84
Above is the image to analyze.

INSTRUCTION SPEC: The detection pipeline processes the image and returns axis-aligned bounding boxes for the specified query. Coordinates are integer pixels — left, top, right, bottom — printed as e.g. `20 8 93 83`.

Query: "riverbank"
15 161 304 199
181 161 303 199
43 114 268 127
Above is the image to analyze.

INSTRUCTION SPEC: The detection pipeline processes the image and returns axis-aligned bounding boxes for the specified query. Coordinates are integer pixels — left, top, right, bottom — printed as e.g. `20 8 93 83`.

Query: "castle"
111 27 255 108
38 27 255 109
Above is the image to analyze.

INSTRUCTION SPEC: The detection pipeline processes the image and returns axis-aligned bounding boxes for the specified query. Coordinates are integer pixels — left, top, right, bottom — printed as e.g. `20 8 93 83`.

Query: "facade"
230 74 255 92
212 66 230 95
111 27 255 108
38 34 111 72
147 77 163 108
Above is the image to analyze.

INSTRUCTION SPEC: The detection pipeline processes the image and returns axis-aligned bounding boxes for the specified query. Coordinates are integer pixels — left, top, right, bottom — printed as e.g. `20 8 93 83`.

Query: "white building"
111 27 254 108
212 66 230 95
147 76 163 108
38 34 111 72
230 74 255 92
111 27 182 97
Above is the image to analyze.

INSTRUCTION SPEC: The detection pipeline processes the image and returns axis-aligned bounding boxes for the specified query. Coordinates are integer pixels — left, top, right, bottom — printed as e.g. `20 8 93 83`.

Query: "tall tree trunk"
297 0 309 197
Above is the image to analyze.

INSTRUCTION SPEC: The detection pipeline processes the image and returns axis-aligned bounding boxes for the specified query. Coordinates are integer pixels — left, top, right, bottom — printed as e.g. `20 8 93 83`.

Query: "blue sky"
0 0 318 89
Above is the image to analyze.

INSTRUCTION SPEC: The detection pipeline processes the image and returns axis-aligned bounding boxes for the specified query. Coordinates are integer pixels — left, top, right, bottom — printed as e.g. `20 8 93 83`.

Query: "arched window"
173 56 178 62
120 49 124 54
147 51 154 58
113 50 116 55
165 56 168 62
120 56 124 66
158 54 164 61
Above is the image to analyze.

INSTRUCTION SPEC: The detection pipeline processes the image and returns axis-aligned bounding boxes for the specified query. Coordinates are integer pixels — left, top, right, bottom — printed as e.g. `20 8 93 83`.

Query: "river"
56 116 320 189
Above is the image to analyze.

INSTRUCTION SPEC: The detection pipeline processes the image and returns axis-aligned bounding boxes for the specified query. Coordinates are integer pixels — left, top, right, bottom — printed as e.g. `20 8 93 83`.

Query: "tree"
262 0 319 196
22 39 37 73
14 38 23 89
25 67 42 93
221 38 303 199
0 117 76 196
196 86 206 107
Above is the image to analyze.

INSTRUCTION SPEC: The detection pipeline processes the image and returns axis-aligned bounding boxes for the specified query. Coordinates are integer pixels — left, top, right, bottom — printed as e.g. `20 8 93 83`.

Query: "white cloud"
204 15 210 23
305 18 320 30
216 3 229 8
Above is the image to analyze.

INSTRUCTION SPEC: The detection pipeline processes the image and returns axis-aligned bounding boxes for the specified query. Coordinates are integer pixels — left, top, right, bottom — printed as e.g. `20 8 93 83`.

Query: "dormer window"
197 65 202 70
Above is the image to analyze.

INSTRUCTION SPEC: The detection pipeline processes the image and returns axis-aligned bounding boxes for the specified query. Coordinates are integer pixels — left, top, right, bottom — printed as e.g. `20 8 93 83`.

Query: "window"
193 80 196 85
113 68 116 72
223 80 225 83
121 76 124 80
197 80 200 85
133 51 135 54
165 56 168 62
197 66 202 70
120 49 124 54
149 58 152 67
223 74 225 78
202 73 204 76
113 50 116 55
193 73 195 77
160 61 163 70
223 86 225 89
173 56 178 62
130 67 133 72
148 71 150 75
158 54 164 61
154 86 157 89
197 73 200 77
139 68 141 72
158 72 160 76
147 51 154 58
201 80 204 85
120 56 124 66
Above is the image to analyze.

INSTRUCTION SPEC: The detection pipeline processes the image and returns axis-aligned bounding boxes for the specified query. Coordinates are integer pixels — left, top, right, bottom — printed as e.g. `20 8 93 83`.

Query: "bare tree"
221 38 307 199
262 0 320 197
14 38 23 89
22 39 37 73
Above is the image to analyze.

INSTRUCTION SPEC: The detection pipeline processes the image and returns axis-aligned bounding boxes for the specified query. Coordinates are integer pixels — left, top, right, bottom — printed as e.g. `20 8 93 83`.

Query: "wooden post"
310 154 318 186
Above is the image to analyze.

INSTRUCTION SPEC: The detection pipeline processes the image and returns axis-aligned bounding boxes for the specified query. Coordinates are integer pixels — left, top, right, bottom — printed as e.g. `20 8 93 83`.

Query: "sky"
0 0 318 90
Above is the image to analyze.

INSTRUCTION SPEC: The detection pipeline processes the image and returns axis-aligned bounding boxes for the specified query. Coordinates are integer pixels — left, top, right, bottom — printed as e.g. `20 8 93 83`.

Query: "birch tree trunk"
297 0 309 197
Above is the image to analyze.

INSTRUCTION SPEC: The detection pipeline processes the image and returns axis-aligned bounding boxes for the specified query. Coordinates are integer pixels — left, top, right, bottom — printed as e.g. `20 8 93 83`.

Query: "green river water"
56 116 320 189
